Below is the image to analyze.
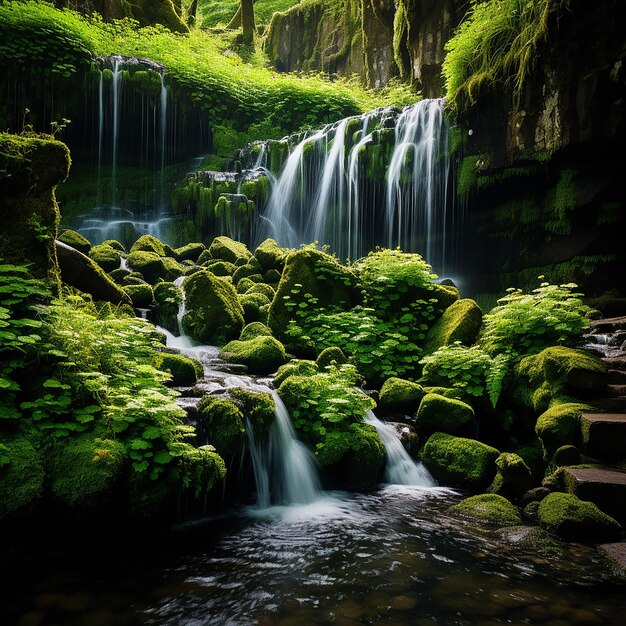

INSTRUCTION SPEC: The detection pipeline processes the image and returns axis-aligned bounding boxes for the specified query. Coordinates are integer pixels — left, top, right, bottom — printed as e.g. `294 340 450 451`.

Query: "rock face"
264 0 467 96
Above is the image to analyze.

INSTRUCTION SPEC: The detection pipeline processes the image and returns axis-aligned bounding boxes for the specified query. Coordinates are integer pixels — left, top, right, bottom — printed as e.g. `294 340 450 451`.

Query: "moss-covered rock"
101 239 126 252
161 256 185 281
157 352 202 386
238 292 271 323
315 347 348 370
515 445 545 481
422 386 467 401
130 234 166 257
254 238 288 272
109 267 131 284
423 299 483 354
245 282 276 300
205 260 236 277
535 402 591 460
449 493 522 526
0 436 45 518
236 277 256 294
422 432 499 492
174 242 205 262
415 393 476 437
274 359 319 387
209 236 252 264
49 436 125 508
197 396 245 458
56 241 132 305
229 388 276 441
264 269 282 284
123 283 154 307
515 347 607 413
58 229 91 255
153 282 182 334
487 452 534 500
552 445 581 467
182 270 244 345
378 377 425 416
537 492 621 542
89 243 122 272
233 258 264 284
268 248 359 338
240 321 273 341
220 336 286 375
127 250 165 284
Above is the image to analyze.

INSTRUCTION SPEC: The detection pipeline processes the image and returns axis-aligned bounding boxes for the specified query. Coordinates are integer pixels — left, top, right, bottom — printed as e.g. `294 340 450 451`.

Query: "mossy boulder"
515 347 607 413
109 267 131 284
487 452 534 500
123 283 154 307
535 402 591 460
423 299 483 355
316 347 348 370
552 445 581 467
157 352 202 386
233 258 264 284
238 292 271 323
449 494 522 526
415 393 476 437
197 396 245 458
127 250 165 284
161 256 185 281
240 321 273 341
254 238 288 272
89 243 122 272
220 336 286 375
58 229 91 255
0 436 45 518
49 436 126 508
174 242 205 262
245 282 276 300
101 239 126 252
431 283 461 310
264 269 282 284
236 277 256 294
268 248 359 338
153 282 182 334
422 432 499 493
378 377 425 416
230 388 276 441
206 261 236 277
537 492 621 542
130 234 166 257
209 236 252 264
274 359 318 387
182 270 244 345
422 386 467 401
56 241 131 305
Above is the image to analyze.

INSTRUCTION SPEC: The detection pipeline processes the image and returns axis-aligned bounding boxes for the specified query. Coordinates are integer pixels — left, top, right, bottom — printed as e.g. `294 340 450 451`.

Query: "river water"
6 486 625 626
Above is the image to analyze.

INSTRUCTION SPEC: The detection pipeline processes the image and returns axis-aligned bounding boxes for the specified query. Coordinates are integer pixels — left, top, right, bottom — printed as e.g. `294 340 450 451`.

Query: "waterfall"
160 74 167 209
363 411 434 487
111 56 122 209
245 418 270 509
97 69 104 206
252 98 457 271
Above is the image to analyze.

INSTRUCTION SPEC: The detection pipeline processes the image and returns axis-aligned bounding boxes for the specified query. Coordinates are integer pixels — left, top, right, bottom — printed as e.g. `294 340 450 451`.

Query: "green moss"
0 436 45 518
209 236 252 264
220 336 286 375
205 260 236 276
378 377 425 416
245 282 276 300
161 256 185 281
197 396 245 458
238 291 271 323
229 387 276 442
268 248 359 338
101 239 126 252
58 229 91 254
535 402 591 461
537 492 621 542
240 321 273 341
415 393 476 438
422 432 499 493
487 452 533 500
515 445 545 481
126 250 165 284
233 258 264 284
174 242 205 262
89 243 122 273
122 283 154 307
449 494 522 526
264 268 282 284
552 444 581 467
182 270 244 345
109 268 130 284
48 436 126 508
153 281 182 334
237 277 257 294
274 359 319 387
156 352 202 386
130 234 166 257
254 237 288 271
423 299 483 355
316 346 347 370
422 386 467 401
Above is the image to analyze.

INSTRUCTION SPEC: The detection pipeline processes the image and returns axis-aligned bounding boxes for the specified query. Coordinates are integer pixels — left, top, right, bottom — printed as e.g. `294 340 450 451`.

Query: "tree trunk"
241 0 256 45
187 0 198 25
226 5 242 29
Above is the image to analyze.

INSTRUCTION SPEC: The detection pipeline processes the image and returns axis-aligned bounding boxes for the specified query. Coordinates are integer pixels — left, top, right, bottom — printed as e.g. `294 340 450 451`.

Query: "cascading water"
363 411 435 487
248 98 458 272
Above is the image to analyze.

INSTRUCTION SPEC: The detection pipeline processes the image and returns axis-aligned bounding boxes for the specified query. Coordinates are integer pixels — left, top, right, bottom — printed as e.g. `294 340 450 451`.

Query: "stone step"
602 356 626 370
561 466 626 523
606 385 626 398
608 369 626 384
590 316 626 333
581 413 626 461
599 542 626 574
593 398 626 413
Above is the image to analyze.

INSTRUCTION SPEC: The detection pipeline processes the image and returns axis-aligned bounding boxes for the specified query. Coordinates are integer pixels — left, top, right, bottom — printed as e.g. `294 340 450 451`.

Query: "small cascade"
111 56 122 209
97 69 104 206
245 418 270 509
159 74 168 209
173 275 187 338
363 411 434 487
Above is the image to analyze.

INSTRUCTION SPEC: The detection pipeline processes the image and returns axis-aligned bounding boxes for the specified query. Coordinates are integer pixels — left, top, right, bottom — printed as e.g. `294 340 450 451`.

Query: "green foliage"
479 280 590 361
199 0 298 28
443 0 570 110
420 343 509 407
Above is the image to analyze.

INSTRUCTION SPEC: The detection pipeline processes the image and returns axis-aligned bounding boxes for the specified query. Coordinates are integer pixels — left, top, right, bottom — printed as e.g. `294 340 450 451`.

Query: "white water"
111 56 122 209
363 411 435 487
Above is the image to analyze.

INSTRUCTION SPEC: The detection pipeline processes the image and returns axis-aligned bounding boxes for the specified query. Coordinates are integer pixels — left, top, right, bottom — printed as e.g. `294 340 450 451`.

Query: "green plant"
420 342 509 407
480 279 590 360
